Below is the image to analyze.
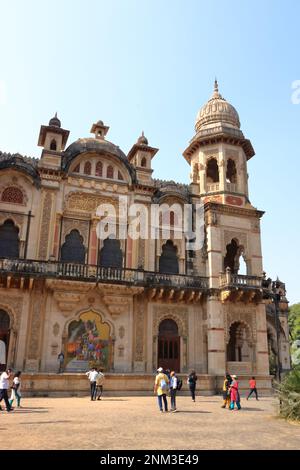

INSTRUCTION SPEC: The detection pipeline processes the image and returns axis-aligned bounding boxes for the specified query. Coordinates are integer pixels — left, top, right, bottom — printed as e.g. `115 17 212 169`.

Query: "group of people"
222 374 259 410
154 367 259 413
154 367 198 413
0 369 22 412
86 367 105 401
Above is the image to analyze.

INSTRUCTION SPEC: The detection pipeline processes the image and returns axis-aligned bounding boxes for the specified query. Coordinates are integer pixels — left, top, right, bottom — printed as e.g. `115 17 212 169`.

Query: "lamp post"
272 281 282 383
262 273 282 383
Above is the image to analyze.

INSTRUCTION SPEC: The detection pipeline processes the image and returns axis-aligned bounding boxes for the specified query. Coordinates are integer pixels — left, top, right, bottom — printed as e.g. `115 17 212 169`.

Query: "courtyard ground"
0 395 299 450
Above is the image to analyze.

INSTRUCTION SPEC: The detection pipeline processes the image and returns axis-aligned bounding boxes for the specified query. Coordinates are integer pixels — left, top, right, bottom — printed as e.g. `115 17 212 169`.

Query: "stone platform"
19 373 273 397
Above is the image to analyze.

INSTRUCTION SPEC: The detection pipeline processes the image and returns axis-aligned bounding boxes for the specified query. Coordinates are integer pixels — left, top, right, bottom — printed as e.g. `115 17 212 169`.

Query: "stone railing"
0 258 209 290
219 268 262 289
225 182 238 193
207 183 220 192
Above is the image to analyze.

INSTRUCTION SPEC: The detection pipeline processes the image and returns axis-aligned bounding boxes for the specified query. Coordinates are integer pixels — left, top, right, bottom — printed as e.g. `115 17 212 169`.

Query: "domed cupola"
195 80 240 132
49 113 61 128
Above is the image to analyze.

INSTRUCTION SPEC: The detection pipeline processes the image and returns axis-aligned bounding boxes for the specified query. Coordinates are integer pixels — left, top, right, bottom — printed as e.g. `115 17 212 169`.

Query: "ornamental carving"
65 191 119 213
38 192 53 259
0 296 23 330
28 292 45 360
134 298 145 362
119 326 125 339
224 230 247 250
224 304 257 345
62 218 90 246
153 306 188 336
53 322 60 337
138 239 145 269
0 185 27 206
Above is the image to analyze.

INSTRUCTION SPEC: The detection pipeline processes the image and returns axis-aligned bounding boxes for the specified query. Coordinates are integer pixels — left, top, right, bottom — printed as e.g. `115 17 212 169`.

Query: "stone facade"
0 83 290 392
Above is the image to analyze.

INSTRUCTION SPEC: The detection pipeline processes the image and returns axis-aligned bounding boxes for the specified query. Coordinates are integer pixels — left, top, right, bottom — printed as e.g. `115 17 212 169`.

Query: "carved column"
133 296 146 372
88 217 100 265
38 191 55 260
24 286 47 372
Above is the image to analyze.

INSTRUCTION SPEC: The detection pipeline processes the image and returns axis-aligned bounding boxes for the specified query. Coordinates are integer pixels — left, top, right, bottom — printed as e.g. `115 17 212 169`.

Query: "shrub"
276 366 300 421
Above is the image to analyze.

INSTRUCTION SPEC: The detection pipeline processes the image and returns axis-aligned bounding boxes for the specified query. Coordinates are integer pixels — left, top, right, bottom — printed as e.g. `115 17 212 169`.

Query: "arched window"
224 239 246 274
226 159 237 184
50 139 57 151
83 161 91 175
159 240 179 274
0 220 20 259
1 187 24 205
107 165 114 179
73 164 80 173
118 171 124 181
99 238 123 268
141 157 147 168
60 230 86 263
206 158 219 183
95 161 103 177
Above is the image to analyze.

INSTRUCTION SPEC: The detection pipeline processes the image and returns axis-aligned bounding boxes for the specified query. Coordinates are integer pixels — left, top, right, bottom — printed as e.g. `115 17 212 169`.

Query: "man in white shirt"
0 368 13 412
86 368 98 401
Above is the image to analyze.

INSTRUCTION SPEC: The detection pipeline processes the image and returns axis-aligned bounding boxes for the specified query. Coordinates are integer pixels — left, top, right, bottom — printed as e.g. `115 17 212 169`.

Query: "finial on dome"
49 113 61 128
137 131 148 146
214 78 218 93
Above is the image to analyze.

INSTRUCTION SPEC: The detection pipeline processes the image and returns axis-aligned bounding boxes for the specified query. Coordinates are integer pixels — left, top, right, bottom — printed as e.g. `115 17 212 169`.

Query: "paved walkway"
0 395 299 450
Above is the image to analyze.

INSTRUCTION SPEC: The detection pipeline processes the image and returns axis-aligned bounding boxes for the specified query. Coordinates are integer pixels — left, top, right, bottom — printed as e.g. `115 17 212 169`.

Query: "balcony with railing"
206 182 220 193
219 268 262 289
0 258 209 291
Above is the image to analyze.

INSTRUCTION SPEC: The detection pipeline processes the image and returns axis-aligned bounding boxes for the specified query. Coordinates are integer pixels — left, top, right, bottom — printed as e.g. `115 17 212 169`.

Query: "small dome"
137 131 148 146
195 80 240 132
49 113 61 128
96 120 104 126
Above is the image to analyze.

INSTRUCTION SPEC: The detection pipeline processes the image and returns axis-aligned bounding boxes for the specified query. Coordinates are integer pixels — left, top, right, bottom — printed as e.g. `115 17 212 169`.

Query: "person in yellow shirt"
221 373 232 408
154 367 169 412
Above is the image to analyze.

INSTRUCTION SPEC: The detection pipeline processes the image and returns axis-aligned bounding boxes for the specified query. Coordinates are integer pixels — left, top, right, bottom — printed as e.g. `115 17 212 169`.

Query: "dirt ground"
0 395 299 450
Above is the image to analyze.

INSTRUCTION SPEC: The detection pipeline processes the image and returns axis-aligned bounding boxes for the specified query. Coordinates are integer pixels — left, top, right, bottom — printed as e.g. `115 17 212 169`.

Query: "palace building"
0 82 290 394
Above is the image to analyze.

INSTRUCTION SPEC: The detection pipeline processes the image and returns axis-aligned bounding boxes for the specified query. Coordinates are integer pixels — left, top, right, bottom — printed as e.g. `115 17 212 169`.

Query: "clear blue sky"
0 0 299 303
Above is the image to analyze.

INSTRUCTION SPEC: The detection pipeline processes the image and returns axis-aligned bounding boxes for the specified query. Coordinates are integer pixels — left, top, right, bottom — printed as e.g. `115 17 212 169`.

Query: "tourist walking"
229 375 241 410
169 371 178 412
57 351 65 374
187 370 197 402
9 371 22 408
0 368 13 412
247 376 259 400
221 373 232 408
154 367 169 413
96 369 105 400
86 367 98 400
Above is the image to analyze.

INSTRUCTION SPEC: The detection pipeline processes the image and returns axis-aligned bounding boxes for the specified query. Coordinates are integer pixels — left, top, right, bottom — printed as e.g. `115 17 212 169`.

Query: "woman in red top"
247 376 259 400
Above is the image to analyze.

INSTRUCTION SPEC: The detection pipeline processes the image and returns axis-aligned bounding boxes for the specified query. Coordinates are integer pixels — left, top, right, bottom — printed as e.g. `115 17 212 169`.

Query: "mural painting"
66 311 111 371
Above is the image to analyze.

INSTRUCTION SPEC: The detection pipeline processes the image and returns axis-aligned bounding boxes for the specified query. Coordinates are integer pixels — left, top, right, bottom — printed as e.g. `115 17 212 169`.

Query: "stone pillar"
38 191 55 260
133 296 146 372
88 217 99 265
24 286 47 372
207 295 226 375
255 302 270 375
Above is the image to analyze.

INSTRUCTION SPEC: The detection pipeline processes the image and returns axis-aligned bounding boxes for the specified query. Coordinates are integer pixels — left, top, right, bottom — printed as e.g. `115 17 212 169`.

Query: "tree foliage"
276 366 300 421
288 303 300 342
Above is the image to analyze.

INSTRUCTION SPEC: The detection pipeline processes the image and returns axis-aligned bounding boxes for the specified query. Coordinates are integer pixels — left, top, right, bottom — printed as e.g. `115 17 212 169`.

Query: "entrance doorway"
0 310 10 372
158 319 180 372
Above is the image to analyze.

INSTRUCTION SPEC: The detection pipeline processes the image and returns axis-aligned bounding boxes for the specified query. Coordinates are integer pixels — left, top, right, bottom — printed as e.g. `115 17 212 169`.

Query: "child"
9 371 22 408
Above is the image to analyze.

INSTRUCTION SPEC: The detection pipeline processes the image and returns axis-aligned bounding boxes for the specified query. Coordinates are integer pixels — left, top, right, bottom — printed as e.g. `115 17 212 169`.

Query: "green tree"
288 303 300 342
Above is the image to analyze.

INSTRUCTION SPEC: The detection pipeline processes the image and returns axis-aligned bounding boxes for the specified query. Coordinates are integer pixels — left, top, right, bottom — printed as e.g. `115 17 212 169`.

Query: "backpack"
176 379 183 391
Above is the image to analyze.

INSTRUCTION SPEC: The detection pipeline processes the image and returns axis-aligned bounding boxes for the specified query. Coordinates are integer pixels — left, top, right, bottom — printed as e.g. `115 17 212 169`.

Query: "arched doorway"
158 319 180 372
65 310 112 372
0 220 20 259
227 321 252 362
159 240 179 274
0 310 10 372
61 230 86 263
224 238 246 274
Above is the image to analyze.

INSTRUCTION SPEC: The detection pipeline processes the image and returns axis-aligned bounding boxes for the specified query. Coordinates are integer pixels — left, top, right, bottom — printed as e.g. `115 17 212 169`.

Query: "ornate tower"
183 81 270 381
